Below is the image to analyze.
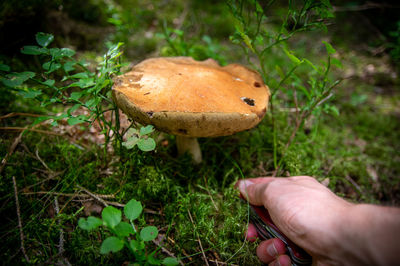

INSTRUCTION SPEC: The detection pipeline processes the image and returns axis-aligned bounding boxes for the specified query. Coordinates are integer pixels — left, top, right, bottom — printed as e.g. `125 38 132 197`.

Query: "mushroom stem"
176 136 202 164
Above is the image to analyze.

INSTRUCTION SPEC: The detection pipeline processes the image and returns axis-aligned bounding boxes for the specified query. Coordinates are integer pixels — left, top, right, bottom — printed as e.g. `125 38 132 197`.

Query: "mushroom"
112 57 270 163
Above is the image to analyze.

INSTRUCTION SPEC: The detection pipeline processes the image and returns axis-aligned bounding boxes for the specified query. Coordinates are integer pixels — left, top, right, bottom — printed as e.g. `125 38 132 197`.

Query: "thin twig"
54 197 64 253
167 237 193 261
345 175 365 197
0 131 23 175
272 81 341 177
21 171 64 191
53 197 72 266
0 112 42 120
315 92 334 108
208 259 239 266
35 149 52 172
76 185 109 207
196 184 218 211
293 89 300 126
13 176 30 263
187 210 209 266
0 126 62 135
22 191 115 199
153 236 184 266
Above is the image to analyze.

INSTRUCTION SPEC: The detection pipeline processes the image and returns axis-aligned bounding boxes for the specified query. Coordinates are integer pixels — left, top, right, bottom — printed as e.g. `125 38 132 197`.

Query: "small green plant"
227 0 341 174
159 23 227 64
78 199 178 265
0 32 156 154
123 125 156 152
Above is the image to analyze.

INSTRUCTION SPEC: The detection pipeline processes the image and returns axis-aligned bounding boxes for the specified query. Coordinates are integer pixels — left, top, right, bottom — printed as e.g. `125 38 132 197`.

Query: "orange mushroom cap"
112 57 270 137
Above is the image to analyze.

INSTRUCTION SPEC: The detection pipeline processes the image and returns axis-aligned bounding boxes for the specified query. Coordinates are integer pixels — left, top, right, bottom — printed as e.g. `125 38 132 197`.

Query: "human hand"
237 176 354 265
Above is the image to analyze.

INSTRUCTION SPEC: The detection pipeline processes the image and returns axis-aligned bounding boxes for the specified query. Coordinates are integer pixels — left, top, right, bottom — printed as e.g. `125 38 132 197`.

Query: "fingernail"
267 242 278 257
238 180 254 197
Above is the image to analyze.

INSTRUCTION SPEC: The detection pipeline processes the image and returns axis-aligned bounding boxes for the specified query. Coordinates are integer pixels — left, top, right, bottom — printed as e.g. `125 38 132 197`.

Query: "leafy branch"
228 0 341 174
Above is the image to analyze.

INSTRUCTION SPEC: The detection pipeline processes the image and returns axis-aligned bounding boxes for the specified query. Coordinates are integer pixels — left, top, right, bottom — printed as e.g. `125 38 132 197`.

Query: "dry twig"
0 112 42 120
76 185 109 207
22 191 115 199
208 259 239 266
35 149 52 172
0 131 23 175
12 176 30 263
0 126 62 135
153 236 184 266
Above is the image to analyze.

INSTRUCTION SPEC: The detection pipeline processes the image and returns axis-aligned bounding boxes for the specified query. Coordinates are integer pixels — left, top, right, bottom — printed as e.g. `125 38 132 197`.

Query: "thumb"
237 178 274 207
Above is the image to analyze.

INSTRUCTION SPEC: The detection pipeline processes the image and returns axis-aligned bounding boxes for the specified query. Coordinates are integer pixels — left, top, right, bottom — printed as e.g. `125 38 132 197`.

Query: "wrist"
340 204 400 265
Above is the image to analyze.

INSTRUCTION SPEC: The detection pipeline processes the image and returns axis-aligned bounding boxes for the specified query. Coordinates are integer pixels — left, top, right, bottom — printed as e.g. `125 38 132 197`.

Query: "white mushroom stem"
176 136 202 164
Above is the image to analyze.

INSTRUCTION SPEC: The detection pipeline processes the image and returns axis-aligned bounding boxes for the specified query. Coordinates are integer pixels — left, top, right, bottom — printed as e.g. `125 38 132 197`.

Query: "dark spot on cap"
178 128 188 135
241 97 255 106
144 92 151 95
178 73 182 75
253 81 261 87
256 107 267 119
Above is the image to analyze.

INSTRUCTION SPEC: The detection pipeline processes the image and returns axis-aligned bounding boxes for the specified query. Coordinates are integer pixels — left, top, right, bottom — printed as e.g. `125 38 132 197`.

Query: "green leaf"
19 89 42 99
43 79 55 87
255 1 263 14
36 32 54 47
102 206 121 229
147 254 161 265
43 61 61 73
284 48 302 65
21 45 47 55
327 105 339 116
63 61 76 72
78 216 103 230
275 65 284 79
234 21 255 53
129 239 145 252
140 226 158 241
303 59 319 72
60 48 75 57
297 85 311 100
67 116 85 125
100 236 124 254
70 72 89 79
137 138 156 152
107 17 122 26
0 64 10 72
70 91 84 101
67 104 81 115
85 98 97 108
162 257 179 266
54 113 68 120
122 136 139 149
124 199 143 221
18 71 36 80
139 125 154 136
125 128 138 138
2 72 35 87
322 41 336 55
114 222 135 237
331 57 343 69
68 78 95 89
